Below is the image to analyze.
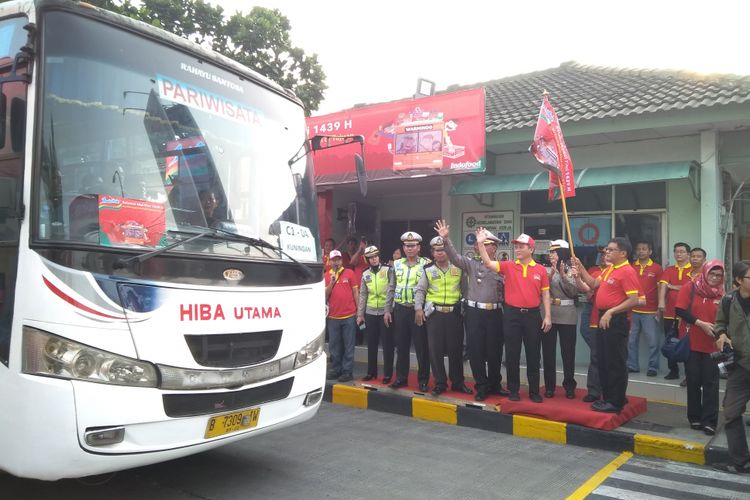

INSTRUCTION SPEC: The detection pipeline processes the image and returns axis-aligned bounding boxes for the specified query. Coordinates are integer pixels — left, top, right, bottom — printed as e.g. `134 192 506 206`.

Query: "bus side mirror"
355 153 367 197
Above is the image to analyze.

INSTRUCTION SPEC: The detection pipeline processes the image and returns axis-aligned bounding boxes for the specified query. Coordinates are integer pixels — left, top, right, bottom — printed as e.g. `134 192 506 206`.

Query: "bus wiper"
209 226 316 279
112 228 216 270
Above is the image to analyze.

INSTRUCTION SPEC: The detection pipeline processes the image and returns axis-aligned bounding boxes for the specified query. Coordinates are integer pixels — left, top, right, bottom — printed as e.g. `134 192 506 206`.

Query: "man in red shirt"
628 240 663 377
576 237 640 413
477 230 551 403
658 242 693 380
576 248 608 402
325 250 359 382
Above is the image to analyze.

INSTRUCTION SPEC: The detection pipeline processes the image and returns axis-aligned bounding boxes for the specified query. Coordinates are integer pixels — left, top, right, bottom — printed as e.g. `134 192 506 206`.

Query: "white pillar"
700 130 722 260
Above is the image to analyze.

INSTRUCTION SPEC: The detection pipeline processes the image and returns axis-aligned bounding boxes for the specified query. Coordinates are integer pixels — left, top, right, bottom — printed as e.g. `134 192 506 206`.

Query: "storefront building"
310 62 750 270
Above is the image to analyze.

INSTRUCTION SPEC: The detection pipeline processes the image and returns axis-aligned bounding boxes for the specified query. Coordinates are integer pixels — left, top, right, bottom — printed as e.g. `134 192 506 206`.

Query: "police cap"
400 232 422 243
430 236 445 249
364 245 380 258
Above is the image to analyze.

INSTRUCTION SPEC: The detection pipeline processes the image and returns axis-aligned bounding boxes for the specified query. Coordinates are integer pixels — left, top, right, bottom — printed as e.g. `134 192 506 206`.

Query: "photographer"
714 260 750 474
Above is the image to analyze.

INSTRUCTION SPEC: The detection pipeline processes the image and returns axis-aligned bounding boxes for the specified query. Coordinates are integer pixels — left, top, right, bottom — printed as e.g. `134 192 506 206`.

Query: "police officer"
357 245 394 384
385 232 431 391
415 236 471 396
436 219 508 401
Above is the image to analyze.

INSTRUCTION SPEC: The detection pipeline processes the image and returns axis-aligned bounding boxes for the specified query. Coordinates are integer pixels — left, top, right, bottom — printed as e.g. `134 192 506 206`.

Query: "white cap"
329 249 342 259
481 230 501 245
400 231 422 243
549 239 569 250
364 245 380 258
429 236 445 249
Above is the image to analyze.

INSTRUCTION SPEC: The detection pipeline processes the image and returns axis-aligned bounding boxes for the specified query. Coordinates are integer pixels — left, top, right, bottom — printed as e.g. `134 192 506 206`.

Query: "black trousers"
663 319 680 374
542 323 577 392
685 350 719 428
426 309 464 389
465 306 503 391
723 364 750 467
504 306 541 395
393 303 430 384
365 313 394 378
596 311 629 409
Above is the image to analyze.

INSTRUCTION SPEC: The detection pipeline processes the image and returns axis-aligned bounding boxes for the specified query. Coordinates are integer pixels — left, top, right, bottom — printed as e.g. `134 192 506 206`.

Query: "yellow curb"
634 434 704 465
513 415 567 444
566 451 633 500
412 398 457 425
331 384 368 409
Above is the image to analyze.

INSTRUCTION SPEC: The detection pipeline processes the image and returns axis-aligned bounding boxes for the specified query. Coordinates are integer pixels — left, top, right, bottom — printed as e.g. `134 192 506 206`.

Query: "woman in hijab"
675 259 725 436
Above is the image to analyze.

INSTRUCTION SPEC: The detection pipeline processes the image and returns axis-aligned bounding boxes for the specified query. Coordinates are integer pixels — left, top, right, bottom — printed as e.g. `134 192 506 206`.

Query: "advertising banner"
461 211 513 260
307 88 486 185
98 195 166 248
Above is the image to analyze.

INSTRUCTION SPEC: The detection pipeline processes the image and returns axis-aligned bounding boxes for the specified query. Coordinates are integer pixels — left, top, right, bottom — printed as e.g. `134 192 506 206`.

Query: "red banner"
529 95 575 200
98 195 166 248
307 88 486 185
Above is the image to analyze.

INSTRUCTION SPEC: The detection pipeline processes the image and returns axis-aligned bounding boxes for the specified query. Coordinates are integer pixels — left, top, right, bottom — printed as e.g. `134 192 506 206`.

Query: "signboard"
307 88 486 185
461 211 513 260
570 216 611 247
277 221 317 262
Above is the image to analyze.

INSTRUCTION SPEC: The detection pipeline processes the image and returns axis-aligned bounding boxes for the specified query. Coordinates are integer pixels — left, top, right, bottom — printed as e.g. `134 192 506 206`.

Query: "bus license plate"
204 408 260 439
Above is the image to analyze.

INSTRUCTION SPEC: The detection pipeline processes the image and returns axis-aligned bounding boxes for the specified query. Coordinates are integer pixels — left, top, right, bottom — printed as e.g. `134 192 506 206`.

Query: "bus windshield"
36 10 319 261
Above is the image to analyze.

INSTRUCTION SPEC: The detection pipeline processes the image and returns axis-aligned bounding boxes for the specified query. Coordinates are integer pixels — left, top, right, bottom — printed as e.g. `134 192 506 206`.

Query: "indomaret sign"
307 88 486 185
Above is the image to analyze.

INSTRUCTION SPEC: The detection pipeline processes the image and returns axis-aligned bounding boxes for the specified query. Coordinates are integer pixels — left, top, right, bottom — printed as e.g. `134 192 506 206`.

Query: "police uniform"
444 232 507 400
415 237 468 395
385 232 431 390
357 246 394 383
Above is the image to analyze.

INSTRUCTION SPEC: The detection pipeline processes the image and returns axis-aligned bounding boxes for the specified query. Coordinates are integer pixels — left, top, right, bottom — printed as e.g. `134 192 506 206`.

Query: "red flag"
529 95 575 201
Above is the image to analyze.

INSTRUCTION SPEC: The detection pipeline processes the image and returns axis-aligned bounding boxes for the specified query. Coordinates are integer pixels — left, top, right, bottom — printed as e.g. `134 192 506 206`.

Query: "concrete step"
350 345 727 405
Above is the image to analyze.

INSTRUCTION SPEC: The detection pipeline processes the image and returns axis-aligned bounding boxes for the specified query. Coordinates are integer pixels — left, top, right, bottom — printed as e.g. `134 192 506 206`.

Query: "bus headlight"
294 330 325 369
22 327 158 387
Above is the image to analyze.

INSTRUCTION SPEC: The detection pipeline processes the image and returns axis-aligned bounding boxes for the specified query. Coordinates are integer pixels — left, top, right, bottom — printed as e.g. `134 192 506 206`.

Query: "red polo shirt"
496 259 549 309
675 281 720 354
348 254 368 289
325 268 358 319
632 259 663 314
659 263 693 319
594 260 641 311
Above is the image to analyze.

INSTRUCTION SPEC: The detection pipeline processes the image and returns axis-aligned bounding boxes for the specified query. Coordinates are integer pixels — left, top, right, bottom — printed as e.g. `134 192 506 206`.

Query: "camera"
710 345 735 376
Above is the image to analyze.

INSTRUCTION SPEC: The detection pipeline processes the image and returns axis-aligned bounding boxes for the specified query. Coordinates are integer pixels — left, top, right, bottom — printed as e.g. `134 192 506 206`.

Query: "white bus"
0 0 358 480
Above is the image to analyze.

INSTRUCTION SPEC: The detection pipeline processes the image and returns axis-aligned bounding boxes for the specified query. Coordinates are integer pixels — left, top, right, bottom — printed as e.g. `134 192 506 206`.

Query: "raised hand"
475 227 487 244
435 219 450 239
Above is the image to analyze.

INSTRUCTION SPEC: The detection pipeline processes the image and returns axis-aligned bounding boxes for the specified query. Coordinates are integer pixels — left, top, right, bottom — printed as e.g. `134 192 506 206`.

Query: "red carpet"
357 373 647 431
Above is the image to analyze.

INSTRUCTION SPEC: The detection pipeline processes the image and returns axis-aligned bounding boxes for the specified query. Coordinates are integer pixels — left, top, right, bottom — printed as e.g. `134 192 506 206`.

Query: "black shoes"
338 374 353 382
362 374 375 381
591 400 620 413
628 368 639 373
419 382 429 392
529 393 543 403
326 371 340 380
583 394 600 403
390 379 407 389
488 386 510 396
475 390 487 402
704 425 716 436
647 369 658 377
431 386 446 397
508 393 520 401
544 390 555 398
664 371 680 380
565 389 576 399
453 385 473 395
690 422 703 430
382 376 392 385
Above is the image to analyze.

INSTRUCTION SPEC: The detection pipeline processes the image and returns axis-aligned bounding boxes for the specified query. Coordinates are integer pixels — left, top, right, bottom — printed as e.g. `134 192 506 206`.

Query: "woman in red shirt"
675 260 725 436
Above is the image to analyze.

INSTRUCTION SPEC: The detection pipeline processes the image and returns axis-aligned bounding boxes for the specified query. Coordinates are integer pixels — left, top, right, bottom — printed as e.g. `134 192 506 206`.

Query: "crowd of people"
321 226 750 472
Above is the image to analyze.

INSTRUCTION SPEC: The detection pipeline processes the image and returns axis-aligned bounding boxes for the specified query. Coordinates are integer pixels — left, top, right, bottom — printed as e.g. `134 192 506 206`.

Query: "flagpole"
558 176 576 259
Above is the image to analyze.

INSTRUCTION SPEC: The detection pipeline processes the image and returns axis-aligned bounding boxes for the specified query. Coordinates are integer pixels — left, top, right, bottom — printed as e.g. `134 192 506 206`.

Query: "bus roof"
3 0 304 110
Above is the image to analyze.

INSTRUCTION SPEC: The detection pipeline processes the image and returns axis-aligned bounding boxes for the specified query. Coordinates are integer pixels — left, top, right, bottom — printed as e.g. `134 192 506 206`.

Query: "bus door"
0 16 30 365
